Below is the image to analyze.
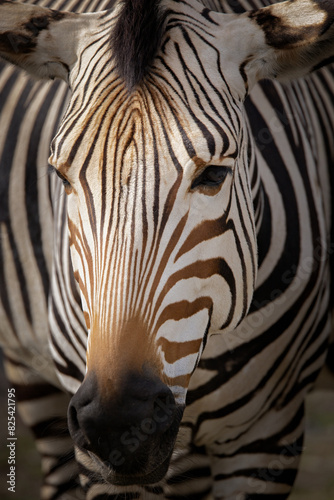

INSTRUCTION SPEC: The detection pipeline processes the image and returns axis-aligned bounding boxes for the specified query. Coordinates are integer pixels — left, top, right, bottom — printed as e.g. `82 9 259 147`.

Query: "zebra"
0 0 334 498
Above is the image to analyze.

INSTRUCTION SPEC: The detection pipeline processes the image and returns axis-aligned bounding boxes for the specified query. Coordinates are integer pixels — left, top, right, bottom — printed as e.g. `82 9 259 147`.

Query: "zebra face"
54 105 256 484
48 3 257 483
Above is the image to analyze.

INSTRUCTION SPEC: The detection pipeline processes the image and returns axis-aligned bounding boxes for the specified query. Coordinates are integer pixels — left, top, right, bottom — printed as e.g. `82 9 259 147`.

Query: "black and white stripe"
0 0 333 498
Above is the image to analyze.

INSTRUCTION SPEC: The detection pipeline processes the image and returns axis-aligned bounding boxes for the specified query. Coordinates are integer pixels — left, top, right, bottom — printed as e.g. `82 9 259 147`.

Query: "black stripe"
215 467 297 485
215 407 304 458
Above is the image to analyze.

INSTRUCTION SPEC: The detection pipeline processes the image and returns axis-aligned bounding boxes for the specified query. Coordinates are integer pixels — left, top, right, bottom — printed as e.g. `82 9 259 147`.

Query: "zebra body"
0 0 334 498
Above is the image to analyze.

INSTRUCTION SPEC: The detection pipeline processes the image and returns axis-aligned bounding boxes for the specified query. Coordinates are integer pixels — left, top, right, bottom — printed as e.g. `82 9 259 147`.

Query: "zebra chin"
96 447 175 486
67 371 185 485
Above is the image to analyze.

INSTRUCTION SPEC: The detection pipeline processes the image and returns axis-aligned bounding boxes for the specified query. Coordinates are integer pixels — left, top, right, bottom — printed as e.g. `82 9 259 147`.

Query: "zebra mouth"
104 448 173 486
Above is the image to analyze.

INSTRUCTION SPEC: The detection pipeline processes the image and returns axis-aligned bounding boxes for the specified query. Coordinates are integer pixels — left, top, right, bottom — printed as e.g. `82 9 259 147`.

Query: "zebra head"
1 0 333 486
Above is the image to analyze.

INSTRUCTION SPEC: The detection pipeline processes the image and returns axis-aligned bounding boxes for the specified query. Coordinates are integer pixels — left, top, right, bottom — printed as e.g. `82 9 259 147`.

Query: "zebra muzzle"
67 371 184 484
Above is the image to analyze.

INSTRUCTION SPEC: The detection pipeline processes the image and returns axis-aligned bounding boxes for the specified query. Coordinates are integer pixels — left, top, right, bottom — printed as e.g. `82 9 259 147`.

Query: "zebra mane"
111 0 166 91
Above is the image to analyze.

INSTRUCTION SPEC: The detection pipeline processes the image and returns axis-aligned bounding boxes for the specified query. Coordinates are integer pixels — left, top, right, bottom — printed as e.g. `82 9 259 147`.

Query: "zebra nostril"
68 404 79 432
68 402 91 451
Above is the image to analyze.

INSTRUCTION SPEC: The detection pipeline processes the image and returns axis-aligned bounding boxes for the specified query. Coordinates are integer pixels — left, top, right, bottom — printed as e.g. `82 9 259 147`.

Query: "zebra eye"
49 164 72 190
191 165 231 190
58 174 71 189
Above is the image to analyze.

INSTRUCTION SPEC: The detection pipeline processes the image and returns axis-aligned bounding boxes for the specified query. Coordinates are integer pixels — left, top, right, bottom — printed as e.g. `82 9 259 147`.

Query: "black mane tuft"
111 0 166 92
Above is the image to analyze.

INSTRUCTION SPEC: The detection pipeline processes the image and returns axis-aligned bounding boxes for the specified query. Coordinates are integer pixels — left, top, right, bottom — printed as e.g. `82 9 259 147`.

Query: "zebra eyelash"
191 165 232 190
48 164 72 189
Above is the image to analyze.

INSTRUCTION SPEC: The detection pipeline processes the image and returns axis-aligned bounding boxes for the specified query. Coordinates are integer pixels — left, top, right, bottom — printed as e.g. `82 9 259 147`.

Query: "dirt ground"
0 365 333 500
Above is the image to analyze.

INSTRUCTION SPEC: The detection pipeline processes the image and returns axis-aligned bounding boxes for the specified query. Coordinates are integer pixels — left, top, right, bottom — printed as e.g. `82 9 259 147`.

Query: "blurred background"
0 357 333 500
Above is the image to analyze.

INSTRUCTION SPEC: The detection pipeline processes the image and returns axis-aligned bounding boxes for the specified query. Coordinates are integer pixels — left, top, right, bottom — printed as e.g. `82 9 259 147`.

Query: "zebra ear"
0 1 100 82
218 0 334 91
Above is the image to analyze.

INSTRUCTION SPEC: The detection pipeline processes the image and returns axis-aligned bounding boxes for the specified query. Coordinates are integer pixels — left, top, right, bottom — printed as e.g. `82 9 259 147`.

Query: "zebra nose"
67 372 177 471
